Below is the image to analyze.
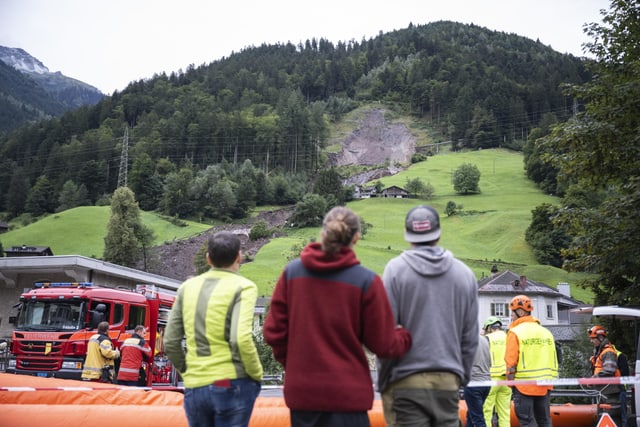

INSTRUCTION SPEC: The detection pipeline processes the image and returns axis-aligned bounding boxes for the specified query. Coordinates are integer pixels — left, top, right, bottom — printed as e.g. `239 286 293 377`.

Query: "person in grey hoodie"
377 205 479 427
463 334 491 426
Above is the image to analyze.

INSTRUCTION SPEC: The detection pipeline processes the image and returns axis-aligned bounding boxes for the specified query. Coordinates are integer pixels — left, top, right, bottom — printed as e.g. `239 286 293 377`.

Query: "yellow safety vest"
510 321 558 380
487 330 507 379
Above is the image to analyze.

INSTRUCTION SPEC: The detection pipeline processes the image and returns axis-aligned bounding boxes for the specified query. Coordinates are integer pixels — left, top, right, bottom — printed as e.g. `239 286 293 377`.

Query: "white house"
477 270 587 340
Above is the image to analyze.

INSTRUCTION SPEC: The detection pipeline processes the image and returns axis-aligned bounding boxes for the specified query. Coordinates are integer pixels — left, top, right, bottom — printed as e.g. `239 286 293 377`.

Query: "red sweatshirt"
263 242 411 412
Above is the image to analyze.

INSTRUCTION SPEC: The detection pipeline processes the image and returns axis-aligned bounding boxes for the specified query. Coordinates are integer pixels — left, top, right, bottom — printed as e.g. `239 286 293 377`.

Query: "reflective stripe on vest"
487 330 507 379
594 345 621 377
510 321 558 380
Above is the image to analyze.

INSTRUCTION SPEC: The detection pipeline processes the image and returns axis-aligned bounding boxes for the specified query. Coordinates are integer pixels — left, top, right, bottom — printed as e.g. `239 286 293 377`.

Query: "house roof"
5 245 53 256
478 270 584 307
382 185 408 192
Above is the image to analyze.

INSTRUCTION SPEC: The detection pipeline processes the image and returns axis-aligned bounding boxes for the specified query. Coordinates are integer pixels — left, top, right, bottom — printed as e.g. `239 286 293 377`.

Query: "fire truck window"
128 305 146 330
113 304 124 325
89 302 110 324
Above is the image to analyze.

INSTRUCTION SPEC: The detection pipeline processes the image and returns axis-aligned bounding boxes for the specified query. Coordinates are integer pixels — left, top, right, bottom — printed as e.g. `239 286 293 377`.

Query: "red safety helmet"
509 295 533 312
588 325 608 338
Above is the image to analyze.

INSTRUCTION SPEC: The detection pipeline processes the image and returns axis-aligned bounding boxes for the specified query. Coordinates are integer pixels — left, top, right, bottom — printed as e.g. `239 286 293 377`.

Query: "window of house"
546 304 554 319
491 302 509 317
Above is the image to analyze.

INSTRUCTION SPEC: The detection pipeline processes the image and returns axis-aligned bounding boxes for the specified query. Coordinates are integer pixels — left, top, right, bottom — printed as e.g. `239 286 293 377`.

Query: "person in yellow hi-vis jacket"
505 295 557 427
81 321 120 382
164 231 262 427
482 317 511 427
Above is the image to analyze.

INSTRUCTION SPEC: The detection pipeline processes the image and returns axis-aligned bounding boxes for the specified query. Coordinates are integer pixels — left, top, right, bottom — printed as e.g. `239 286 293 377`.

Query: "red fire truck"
7 282 179 388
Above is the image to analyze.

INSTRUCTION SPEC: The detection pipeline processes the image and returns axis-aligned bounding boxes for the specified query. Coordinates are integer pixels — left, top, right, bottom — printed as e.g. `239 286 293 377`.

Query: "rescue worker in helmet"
482 316 511 427
505 295 557 427
588 325 626 427
81 321 120 382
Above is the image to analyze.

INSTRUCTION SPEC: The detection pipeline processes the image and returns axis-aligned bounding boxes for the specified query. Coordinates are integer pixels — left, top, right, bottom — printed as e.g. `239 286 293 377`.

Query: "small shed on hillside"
4 245 54 257
381 185 409 198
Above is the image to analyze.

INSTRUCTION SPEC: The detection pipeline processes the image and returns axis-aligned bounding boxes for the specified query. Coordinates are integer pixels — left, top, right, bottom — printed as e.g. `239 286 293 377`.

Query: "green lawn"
0 149 594 303
1 206 211 258
243 149 594 303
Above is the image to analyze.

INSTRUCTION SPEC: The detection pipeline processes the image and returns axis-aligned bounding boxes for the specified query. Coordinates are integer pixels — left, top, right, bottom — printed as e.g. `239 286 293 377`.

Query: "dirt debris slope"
137 108 416 281
135 208 293 281
329 109 416 167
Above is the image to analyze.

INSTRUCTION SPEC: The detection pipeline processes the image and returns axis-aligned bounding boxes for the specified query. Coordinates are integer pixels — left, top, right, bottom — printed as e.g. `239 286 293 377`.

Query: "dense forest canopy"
0 20 589 221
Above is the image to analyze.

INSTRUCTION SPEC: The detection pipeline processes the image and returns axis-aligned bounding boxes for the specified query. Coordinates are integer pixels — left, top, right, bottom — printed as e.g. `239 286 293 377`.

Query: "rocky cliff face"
0 47 50 74
0 45 104 121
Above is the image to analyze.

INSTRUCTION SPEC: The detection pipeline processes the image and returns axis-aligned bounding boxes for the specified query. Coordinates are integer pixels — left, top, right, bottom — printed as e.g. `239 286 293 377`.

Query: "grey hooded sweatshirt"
377 245 479 392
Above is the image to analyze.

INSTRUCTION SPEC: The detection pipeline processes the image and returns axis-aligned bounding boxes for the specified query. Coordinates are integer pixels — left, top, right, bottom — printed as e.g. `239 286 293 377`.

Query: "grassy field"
0 206 211 258
0 148 594 303
241 149 594 303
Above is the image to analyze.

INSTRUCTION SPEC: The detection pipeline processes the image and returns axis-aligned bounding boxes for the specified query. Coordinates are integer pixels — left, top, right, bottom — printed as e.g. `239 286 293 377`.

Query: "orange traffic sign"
596 412 617 427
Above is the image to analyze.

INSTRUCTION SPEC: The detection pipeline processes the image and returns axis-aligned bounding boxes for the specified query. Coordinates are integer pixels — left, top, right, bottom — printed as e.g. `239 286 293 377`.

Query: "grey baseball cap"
404 205 441 243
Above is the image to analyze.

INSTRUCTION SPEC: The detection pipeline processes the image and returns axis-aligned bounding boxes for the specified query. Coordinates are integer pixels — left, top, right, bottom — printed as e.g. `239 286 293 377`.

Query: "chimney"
520 275 527 289
557 282 571 297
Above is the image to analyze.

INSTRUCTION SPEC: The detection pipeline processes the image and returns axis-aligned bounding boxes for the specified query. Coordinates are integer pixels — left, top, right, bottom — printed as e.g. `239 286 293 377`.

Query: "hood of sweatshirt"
399 245 453 276
300 242 360 272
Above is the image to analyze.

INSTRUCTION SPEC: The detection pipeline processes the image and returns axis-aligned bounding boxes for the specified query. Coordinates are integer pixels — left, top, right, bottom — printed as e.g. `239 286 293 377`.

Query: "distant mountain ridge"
0 46 104 135
0 47 50 74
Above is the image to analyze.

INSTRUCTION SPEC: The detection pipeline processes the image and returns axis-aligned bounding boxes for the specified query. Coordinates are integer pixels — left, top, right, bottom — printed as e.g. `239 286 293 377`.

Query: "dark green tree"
25 175 56 216
525 204 570 268
539 0 640 308
57 180 89 212
103 187 147 267
129 153 163 211
405 177 435 199
160 167 194 218
452 163 481 194
291 193 327 228
5 167 30 217
314 168 344 205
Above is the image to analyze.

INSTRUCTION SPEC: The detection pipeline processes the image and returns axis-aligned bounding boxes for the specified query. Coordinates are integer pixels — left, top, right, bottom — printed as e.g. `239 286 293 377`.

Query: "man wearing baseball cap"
377 205 479 427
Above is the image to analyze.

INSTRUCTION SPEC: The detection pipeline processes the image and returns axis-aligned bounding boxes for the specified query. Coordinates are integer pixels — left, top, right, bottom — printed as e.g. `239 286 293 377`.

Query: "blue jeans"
464 385 490 427
183 378 261 427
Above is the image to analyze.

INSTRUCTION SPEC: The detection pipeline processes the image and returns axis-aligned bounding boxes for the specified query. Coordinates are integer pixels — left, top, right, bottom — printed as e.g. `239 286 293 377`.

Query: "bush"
445 201 457 216
249 220 272 241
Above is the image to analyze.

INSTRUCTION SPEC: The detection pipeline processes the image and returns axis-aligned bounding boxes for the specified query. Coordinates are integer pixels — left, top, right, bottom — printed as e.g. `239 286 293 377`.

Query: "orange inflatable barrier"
0 373 600 427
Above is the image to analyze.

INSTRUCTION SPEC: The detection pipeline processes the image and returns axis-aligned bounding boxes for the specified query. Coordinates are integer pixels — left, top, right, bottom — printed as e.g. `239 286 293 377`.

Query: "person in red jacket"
117 325 152 386
263 206 412 427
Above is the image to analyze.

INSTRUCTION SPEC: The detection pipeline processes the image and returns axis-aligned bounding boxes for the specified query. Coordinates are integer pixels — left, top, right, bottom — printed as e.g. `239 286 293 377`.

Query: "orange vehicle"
6 281 178 388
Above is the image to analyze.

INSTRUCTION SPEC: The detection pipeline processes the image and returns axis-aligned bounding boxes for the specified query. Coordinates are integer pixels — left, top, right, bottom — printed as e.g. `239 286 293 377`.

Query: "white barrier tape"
467 375 640 388
1 376 638 391
0 386 151 392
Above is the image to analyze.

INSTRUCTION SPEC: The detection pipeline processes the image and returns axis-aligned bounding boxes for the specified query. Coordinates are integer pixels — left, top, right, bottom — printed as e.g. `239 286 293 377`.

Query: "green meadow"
241 149 594 303
0 148 593 303
1 207 211 258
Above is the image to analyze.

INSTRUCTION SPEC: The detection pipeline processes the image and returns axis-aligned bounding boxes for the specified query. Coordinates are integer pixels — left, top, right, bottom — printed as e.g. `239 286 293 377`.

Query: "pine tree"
103 187 149 267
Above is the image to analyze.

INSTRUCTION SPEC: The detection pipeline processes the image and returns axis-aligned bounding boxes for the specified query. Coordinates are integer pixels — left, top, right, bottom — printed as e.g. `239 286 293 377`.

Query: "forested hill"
0 20 589 222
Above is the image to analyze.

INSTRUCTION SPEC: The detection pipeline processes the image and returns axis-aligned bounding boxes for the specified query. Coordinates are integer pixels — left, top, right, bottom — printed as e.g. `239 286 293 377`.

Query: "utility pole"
117 126 129 188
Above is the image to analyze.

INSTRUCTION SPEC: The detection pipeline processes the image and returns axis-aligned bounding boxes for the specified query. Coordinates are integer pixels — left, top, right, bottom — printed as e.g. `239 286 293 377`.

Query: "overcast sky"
0 0 609 95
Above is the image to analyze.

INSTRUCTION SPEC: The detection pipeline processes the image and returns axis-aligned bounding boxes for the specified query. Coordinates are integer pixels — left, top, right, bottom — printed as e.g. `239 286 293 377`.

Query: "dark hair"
207 231 241 268
97 321 109 334
321 206 360 255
